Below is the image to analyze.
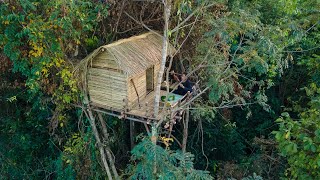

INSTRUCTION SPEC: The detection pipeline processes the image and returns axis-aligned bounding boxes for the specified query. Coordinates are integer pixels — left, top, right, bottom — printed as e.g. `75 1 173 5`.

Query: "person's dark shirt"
173 79 192 95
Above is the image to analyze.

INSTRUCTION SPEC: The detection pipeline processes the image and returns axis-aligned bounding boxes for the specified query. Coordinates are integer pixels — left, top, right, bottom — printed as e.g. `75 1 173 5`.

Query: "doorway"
146 66 154 94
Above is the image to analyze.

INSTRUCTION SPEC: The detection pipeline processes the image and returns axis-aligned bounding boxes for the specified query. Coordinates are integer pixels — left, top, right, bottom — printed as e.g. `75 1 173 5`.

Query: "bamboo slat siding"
88 68 127 109
92 53 119 70
128 71 147 108
154 63 160 89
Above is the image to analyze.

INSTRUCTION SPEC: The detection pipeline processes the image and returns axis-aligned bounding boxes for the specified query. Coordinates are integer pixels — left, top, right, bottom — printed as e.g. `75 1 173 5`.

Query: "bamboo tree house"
77 32 189 122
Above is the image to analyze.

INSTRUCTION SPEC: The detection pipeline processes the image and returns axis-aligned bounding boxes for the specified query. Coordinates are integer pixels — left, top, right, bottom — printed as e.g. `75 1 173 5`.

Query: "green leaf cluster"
126 137 213 180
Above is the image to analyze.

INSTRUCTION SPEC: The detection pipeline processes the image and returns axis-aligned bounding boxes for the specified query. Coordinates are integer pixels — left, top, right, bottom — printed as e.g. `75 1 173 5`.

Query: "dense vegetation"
0 0 319 179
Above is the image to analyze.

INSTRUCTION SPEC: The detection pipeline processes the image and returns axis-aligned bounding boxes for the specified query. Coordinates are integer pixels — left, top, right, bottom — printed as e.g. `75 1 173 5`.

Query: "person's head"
181 72 187 82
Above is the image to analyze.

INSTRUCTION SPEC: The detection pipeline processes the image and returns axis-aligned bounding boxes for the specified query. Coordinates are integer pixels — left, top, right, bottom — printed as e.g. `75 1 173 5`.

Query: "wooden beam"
92 108 155 124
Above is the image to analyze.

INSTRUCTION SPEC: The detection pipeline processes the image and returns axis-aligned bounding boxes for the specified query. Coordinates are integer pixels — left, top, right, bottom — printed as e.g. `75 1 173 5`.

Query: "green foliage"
274 109 320 179
187 0 319 178
191 108 246 162
0 0 110 178
55 157 76 180
126 137 213 180
274 54 320 179
241 173 263 180
190 0 295 116
0 97 59 179
1 0 319 179
55 129 107 179
192 0 319 110
0 0 109 114
272 2 320 176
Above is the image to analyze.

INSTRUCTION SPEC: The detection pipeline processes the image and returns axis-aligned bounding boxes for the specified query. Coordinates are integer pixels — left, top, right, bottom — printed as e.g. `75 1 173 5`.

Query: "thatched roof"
81 32 176 77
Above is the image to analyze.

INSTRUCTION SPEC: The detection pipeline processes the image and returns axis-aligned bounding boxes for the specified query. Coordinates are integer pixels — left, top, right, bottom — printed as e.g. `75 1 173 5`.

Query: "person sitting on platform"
173 72 193 96
169 70 180 83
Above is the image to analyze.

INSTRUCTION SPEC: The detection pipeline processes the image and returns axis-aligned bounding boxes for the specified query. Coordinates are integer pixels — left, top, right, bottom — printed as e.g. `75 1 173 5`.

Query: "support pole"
182 105 189 153
144 123 150 134
97 112 109 140
85 108 113 180
151 123 158 174
97 112 119 179
130 121 135 149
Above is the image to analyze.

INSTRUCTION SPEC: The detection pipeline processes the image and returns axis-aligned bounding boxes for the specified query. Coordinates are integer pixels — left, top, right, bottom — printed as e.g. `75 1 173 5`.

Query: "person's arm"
173 74 180 82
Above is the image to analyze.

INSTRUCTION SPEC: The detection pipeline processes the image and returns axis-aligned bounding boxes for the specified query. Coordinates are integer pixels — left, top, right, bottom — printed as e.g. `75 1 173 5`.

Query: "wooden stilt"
130 121 135 149
181 92 192 153
97 112 119 179
144 123 150 134
182 105 189 153
85 108 113 180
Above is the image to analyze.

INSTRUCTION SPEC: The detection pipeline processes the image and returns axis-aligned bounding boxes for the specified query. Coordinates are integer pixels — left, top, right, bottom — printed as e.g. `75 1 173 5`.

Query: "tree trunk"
104 148 119 179
97 112 119 179
152 0 172 176
97 112 109 140
154 0 172 117
182 106 189 153
151 124 158 174
86 108 113 180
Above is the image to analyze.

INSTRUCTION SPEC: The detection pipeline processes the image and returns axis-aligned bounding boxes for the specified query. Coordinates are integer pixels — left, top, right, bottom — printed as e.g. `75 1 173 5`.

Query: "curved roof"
83 32 176 77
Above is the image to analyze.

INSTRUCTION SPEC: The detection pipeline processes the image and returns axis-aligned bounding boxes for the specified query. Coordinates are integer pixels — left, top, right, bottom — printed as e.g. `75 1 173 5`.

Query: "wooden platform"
91 90 190 123
130 90 168 119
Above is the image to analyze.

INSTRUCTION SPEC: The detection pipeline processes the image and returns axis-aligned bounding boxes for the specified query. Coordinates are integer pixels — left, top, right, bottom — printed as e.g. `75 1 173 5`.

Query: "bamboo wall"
88 67 127 110
154 63 160 89
127 63 161 108
91 52 119 70
127 71 147 108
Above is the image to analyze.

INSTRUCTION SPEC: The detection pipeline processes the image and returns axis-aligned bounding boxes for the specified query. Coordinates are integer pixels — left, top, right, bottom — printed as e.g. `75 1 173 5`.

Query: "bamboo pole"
85 108 113 180
97 112 119 179
97 112 109 140
182 105 189 153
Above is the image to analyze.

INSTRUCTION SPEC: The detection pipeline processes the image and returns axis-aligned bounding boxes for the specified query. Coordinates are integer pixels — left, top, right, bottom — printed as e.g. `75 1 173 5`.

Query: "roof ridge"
102 31 156 48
